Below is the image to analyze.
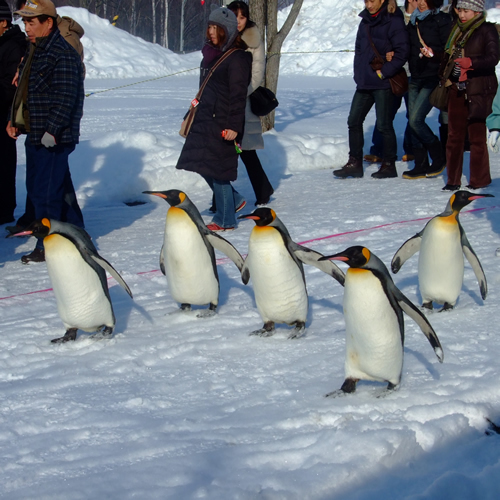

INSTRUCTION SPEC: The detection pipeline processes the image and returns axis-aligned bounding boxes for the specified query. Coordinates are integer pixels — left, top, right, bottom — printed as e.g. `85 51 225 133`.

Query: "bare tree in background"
249 0 303 131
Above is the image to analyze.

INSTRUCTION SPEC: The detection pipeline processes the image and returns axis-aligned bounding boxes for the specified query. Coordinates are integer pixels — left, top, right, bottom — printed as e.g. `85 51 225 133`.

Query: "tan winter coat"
240 24 265 151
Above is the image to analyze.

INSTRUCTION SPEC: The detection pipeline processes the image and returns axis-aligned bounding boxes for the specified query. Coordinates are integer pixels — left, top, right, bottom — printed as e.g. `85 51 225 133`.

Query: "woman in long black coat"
176 7 251 231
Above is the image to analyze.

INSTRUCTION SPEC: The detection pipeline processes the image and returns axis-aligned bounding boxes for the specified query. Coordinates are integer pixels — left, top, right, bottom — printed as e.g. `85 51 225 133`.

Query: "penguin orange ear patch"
270 209 277 220
449 193 456 207
361 247 371 262
179 192 186 203
41 218 51 229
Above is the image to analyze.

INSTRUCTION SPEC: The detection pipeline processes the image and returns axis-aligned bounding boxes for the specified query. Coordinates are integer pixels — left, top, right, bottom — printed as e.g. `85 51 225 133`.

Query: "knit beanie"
456 0 485 11
208 6 238 51
0 0 12 21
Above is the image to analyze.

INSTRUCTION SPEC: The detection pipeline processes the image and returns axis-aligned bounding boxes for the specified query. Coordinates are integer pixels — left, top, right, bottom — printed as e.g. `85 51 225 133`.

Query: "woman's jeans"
348 88 397 162
408 77 439 149
203 176 244 228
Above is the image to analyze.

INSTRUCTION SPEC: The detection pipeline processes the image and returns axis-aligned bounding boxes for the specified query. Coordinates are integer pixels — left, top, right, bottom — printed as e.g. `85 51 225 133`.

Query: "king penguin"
143 189 244 316
320 246 443 395
391 191 494 311
238 208 345 338
9 219 133 343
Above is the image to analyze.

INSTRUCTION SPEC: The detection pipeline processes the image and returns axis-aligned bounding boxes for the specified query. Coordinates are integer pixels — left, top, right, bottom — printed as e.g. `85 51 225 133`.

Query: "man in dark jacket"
334 0 409 179
7 0 85 263
0 0 27 225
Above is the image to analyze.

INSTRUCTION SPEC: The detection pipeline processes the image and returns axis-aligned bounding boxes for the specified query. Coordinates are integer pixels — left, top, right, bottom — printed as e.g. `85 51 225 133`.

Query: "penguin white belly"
418 217 464 305
343 269 402 385
247 227 307 324
44 235 114 332
163 208 218 305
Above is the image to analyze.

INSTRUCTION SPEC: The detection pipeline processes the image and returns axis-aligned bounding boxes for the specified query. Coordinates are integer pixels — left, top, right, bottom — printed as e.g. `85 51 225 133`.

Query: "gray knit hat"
456 0 485 11
208 6 238 51
0 0 12 21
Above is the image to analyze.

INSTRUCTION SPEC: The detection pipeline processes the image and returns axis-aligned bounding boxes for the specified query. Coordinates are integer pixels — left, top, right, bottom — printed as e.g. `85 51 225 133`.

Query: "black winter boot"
333 156 363 178
371 160 397 178
426 138 446 177
402 148 430 179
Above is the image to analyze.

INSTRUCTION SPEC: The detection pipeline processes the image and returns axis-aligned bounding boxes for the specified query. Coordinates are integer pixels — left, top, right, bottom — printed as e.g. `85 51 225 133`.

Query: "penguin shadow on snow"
69 139 156 240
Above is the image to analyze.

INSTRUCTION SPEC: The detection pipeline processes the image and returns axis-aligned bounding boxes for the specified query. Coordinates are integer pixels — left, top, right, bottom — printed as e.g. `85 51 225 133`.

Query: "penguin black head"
7 218 51 239
320 246 371 268
238 208 276 227
143 189 187 207
449 190 494 213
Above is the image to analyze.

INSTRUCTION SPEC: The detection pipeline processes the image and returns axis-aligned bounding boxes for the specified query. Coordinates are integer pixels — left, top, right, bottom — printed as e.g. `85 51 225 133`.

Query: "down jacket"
176 47 252 181
354 0 409 91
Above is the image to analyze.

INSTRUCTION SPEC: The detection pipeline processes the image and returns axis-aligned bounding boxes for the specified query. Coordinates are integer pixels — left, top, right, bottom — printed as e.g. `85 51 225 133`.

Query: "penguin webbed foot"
377 382 400 398
288 321 306 339
196 303 217 318
324 389 348 398
250 321 275 337
180 303 192 312
51 328 78 344
422 301 433 311
439 302 454 312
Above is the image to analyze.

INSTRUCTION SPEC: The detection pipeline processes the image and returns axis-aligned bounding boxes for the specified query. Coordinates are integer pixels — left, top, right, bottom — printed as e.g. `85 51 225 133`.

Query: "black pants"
240 150 273 204
0 122 17 222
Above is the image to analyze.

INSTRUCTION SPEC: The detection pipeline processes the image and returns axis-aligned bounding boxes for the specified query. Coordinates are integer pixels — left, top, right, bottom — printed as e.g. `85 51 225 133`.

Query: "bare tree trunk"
131 0 137 36
152 0 156 44
162 0 169 48
250 0 303 131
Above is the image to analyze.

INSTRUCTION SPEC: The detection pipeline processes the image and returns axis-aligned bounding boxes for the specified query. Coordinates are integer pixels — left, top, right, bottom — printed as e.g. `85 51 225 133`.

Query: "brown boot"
333 156 363 178
371 160 397 179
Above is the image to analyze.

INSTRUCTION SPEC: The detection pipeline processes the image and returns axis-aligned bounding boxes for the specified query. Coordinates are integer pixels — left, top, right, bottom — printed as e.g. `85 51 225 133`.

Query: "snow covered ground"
2 2 500 499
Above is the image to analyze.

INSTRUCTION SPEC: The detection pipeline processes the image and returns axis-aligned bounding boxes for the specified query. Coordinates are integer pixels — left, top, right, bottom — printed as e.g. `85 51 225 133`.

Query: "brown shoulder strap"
196 48 238 99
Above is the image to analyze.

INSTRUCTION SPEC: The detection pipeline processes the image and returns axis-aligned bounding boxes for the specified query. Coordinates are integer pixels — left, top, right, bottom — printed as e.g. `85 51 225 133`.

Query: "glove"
455 57 472 82
488 130 500 153
41 132 56 148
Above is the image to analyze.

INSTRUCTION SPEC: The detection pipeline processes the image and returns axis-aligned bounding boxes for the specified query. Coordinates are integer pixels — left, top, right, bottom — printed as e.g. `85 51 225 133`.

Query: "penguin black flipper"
89 254 133 298
391 230 424 274
241 260 250 285
392 285 444 362
205 233 244 271
291 243 345 286
159 243 166 275
459 225 488 300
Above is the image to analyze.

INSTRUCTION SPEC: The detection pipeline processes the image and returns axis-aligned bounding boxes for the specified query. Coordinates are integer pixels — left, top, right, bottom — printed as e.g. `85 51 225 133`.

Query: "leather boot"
371 160 397 178
426 138 446 177
402 148 429 179
333 156 363 178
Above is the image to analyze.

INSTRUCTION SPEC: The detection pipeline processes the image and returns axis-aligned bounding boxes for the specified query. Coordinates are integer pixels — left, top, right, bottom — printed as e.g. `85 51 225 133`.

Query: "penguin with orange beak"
143 189 243 317
8 219 133 343
238 208 345 338
320 246 443 396
392 191 494 311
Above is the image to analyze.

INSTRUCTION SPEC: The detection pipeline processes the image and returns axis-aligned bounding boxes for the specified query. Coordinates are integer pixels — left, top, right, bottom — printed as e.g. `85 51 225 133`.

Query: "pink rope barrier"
1 205 496 302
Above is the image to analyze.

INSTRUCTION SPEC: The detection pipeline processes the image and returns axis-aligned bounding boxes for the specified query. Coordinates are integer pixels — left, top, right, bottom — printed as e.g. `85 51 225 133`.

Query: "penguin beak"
319 253 349 262
143 191 166 199
237 214 260 220
468 194 494 201
6 230 34 239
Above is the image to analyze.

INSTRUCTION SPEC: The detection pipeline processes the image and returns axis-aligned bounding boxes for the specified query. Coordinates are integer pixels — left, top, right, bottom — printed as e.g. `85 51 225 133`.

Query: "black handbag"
249 86 279 116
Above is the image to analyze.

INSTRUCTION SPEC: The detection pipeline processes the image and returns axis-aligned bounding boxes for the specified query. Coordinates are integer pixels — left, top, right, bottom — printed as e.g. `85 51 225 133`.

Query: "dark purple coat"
354 2 409 91
441 21 499 120
176 48 251 182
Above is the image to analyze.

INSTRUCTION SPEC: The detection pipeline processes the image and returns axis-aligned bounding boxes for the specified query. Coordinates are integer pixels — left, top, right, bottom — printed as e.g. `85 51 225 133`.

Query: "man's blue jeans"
25 135 84 247
348 88 397 162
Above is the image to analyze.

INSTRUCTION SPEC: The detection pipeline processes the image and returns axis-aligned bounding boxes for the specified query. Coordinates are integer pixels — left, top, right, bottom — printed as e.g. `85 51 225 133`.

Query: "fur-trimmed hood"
241 24 261 50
